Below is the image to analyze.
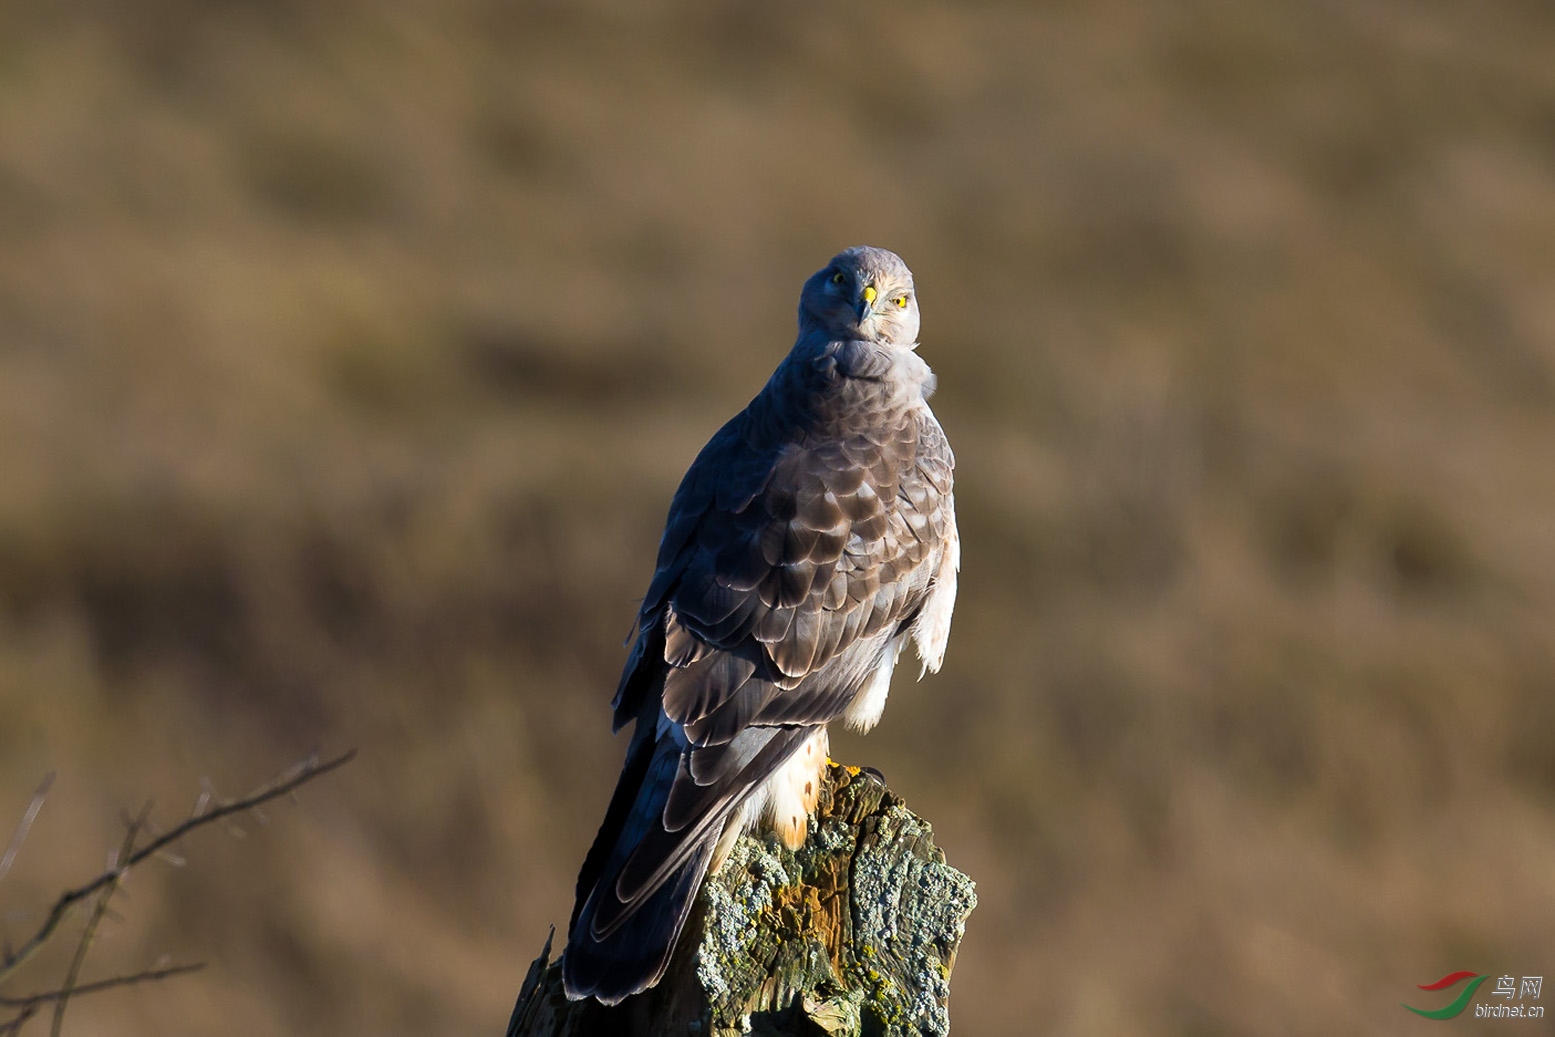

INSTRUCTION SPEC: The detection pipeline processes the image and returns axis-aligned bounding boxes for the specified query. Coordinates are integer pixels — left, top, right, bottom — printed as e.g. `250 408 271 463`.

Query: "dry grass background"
1 2 1553 1034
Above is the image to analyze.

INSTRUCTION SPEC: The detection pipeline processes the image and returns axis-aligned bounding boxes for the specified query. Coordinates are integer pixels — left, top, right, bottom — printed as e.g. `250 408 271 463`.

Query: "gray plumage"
562 246 959 1004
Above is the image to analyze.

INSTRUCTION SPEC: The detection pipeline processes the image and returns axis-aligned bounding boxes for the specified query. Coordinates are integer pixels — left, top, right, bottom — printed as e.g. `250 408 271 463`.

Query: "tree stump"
505 763 977 1037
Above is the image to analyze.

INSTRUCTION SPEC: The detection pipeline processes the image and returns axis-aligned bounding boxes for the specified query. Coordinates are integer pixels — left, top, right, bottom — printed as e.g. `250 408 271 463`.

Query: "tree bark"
505 762 976 1037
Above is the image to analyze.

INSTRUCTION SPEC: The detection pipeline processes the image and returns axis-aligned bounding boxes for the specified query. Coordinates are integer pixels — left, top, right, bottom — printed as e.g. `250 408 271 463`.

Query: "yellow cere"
862 285 877 303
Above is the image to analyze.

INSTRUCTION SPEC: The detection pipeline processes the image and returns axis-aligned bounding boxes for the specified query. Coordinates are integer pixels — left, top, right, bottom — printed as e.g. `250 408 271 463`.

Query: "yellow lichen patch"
762 883 847 976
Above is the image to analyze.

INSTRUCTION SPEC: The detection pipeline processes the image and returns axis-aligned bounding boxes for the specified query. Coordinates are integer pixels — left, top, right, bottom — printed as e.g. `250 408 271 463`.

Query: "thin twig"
0 776 55 885
50 805 150 1037
0 749 355 988
0 962 203 1009
0 1002 38 1037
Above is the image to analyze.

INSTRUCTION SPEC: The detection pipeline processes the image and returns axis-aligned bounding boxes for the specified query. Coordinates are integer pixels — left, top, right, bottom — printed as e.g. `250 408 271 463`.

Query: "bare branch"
0 962 203 1010
0 776 55 885
50 804 151 1037
0 749 355 989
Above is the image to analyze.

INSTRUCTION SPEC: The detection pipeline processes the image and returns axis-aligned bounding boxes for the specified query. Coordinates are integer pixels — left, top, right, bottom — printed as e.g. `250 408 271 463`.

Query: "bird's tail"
562 718 816 1004
562 730 717 1005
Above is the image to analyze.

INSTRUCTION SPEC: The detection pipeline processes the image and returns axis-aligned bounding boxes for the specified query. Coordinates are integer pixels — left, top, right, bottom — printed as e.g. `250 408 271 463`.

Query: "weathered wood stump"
505 763 976 1037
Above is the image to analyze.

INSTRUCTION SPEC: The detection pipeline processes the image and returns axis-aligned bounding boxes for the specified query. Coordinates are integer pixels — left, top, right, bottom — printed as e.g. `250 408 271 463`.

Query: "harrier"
562 246 959 1004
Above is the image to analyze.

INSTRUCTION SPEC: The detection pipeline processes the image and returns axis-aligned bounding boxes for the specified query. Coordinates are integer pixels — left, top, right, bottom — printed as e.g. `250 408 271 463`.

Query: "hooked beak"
855 283 877 322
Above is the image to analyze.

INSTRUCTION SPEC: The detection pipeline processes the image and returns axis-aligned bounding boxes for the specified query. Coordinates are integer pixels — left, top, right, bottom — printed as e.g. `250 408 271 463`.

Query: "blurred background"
1 2 1552 1034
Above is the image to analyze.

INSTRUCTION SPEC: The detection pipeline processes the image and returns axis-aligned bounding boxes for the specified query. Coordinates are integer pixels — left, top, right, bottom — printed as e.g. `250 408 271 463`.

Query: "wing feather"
662 649 758 727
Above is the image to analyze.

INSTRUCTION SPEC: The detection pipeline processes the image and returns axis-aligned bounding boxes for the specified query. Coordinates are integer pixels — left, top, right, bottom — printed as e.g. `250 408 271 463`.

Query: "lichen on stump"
506 763 977 1037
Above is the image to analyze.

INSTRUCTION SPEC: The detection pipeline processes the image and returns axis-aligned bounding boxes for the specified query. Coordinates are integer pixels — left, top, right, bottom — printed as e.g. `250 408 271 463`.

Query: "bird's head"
798 246 919 348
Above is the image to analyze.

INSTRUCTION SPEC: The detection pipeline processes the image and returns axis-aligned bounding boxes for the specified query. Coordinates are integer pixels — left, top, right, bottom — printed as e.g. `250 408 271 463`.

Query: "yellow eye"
830 271 845 285
894 296 909 309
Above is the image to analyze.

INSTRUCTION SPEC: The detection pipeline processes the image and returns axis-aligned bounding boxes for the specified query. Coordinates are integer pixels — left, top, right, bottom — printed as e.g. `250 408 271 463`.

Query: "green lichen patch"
692 765 976 1037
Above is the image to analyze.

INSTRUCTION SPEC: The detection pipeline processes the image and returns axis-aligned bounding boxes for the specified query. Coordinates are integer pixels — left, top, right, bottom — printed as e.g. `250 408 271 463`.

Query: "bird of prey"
562 246 959 1005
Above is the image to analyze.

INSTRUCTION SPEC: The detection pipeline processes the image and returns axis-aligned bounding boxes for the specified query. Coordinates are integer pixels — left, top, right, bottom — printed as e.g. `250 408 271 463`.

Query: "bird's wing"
619 390 955 740
618 389 951 850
